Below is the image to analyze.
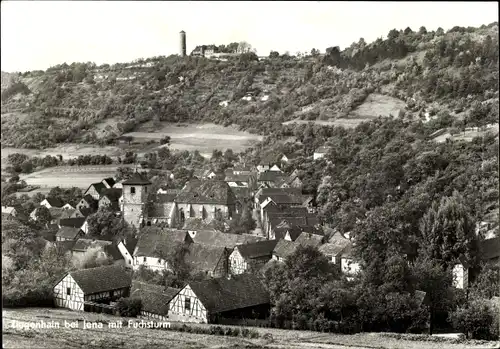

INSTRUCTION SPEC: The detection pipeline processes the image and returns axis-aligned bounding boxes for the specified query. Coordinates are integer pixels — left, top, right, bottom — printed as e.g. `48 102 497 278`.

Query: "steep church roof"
175 180 236 205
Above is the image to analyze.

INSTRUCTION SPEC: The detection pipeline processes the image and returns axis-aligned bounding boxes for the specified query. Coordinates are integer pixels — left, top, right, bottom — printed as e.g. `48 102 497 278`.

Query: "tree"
160 136 171 145
228 205 256 234
116 297 142 317
35 206 52 226
237 41 253 54
450 296 499 340
388 29 400 40
86 208 129 238
164 243 192 288
419 191 477 267
419 26 428 35
404 27 413 35
269 51 280 59
72 246 114 269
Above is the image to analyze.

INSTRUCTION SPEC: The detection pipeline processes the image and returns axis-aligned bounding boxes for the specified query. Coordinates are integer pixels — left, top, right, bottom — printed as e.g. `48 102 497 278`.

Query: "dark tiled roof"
156 193 177 204
122 172 151 185
100 188 122 202
175 180 236 205
236 240 279 259
102 177 116 188
224 174 253 183
56 226 82 240
273 239 299 259
258 172 284 182
45 197 64 208
54 240 77 254
88 182 107 195
70 264 132 294
123 237 138 255
191 230 265 249
261 194 303 205
104 244 124 261
185 243 227 274
81 194 98 206
130 281 179 316
481 237 500 260
319 233 351 256
134 227 192 257
59 217 86 228
148 202 176 218
258 188 302 197
183 218 221 231
189 274 269 314
295 232 324 248
259 154 280 165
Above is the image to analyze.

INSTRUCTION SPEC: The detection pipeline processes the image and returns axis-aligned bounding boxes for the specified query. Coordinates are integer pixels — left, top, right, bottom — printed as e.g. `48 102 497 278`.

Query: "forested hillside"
1 23 498 148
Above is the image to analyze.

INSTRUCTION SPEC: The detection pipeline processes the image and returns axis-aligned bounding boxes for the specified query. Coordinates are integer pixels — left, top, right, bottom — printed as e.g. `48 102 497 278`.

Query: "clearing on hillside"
348 93 406 120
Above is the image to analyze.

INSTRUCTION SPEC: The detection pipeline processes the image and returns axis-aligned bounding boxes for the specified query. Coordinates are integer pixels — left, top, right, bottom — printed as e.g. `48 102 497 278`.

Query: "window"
131 187 136 194
158 258 162 264
145 187 147 193
185 297 191 312
143 257 146 262
129 260 131 265
67 287 71 296
110 291 114 298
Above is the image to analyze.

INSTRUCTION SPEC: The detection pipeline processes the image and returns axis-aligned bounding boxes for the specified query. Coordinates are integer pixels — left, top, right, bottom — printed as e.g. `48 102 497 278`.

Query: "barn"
53 264 132 311
130 281 180 321
229 240 278 275
168 274 270 324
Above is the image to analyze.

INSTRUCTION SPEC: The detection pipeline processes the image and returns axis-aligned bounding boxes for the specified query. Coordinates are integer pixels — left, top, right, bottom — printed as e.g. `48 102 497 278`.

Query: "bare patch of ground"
348 93 406 120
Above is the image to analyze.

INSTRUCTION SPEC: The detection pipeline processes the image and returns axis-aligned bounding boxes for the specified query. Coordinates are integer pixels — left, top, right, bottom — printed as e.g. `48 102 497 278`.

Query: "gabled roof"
191 230 265 248
182 218 221 232
134 227 192 257
102 177 116 188
481 237 500 260
122 237 138 255
295 232 324 248
56 226 82 240
235 240 279 259
185 243 227 274
44 197 64 208
261 194 303 205
319 232 351 256
224 174 253 183
100 188 122 202
258 171 284 182
188 274 269 314
59 217 86 228
1 206 16 215
122 172 151 186
69 264 132 294
259 154 279 165
130 281 179 316
273 239 299 259
104 244 124 261
175 180 236 205
54 240 77 254
258 187 302 198
80 194 98 206
87 182 107 195
155 193 178 204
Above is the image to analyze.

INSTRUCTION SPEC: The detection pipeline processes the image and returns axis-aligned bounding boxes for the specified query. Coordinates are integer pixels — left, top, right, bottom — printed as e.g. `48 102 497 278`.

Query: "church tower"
121 172 151 228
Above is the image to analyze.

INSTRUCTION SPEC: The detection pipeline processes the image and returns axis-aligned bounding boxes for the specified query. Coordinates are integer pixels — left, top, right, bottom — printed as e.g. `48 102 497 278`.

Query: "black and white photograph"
1 1 499 348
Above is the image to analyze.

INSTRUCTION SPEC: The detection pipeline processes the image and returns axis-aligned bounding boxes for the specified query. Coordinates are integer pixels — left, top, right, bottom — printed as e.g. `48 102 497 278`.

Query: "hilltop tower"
179 30 187 57
121 172 151 228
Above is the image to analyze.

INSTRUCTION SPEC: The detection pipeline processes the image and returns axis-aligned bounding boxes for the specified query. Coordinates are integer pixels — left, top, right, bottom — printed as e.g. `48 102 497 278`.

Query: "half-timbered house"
130 281 179 321
84 182 107 201
53 264 132 311
168 274 270 324
229 240 278 275
56 226 83 242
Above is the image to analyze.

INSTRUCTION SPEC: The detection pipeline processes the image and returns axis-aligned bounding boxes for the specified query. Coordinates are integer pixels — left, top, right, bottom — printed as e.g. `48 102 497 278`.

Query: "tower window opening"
131 187 136 194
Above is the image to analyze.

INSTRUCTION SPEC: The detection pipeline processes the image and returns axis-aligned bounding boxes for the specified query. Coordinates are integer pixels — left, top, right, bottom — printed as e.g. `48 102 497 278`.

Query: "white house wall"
133 256 169 271
229 249 248 275
168 285 207 323
53 274 85 311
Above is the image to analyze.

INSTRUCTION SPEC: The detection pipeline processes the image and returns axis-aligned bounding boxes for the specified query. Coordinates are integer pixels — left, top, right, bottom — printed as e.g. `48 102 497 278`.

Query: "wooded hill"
1 23 498 149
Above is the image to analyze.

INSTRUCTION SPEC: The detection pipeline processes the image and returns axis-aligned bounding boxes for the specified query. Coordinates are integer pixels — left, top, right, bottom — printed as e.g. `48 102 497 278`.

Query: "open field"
123 122 263 156
16 165 130 189
348 94 406 120
3 308 499 349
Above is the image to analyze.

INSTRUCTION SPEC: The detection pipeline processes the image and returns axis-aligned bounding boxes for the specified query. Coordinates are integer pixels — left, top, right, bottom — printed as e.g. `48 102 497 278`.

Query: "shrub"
450 298 499 340
115 297 142 317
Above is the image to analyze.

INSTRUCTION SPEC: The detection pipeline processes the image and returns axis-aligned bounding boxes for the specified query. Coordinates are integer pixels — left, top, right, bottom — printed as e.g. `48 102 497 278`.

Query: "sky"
1 1 498 73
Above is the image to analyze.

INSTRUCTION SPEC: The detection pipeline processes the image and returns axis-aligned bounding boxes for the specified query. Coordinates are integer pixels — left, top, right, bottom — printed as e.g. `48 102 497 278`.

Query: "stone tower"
121 172 152 228
179 30 186 57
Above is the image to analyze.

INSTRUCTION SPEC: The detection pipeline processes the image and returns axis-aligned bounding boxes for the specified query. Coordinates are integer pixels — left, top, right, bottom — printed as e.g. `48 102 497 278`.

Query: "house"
272 239 299 262
143 192 178 227
338 244 361 276
185 243 229 278
229 240 278 275
30 206 70 225
257 171 285 188
256 154 282 173
53 264 132 311
76 194 98 215
168 274 270 324
223 174 254 188
295 232 324 249
192 169 219 180
255 187 303 209
102 177 116 189
132 227 193 271
174 180 237 224
313 146 330 160
130 281 179 321
98 188 123 212
453 237 500 289
40 197 64 209
189 229 264 249
83 182 108 201
280 153 298 163
318 232 352 265
265 213 319 240
56 226 83 242
62 203 74 210
117 236 138 269
59 217 88 234
231 165 253 175
1 206 18 219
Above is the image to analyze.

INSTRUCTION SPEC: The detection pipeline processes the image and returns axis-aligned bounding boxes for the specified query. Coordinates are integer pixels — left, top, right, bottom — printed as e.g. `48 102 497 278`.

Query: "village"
2 144 498 326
